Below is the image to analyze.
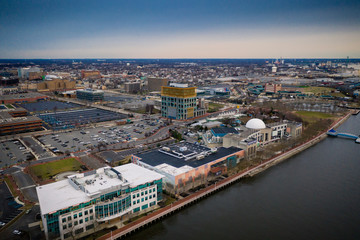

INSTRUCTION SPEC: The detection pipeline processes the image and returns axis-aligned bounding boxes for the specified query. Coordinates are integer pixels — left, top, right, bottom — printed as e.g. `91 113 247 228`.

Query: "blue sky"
1 0 359 58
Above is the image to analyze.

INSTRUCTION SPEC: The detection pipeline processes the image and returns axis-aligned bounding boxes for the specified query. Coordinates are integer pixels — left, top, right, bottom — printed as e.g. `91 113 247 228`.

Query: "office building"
124 82 141 93
0 107 43 135
161 83 206 120
36 164 164 240
147 77 168 92
76 89 104 102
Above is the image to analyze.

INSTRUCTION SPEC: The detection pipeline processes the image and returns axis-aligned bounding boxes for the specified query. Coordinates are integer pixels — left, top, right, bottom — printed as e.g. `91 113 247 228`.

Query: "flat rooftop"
0 92 48 100
135 142 243 170
36 163 164 215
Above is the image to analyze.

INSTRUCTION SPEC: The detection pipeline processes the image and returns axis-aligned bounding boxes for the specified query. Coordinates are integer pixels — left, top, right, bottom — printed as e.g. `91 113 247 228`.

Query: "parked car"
13 230 21 235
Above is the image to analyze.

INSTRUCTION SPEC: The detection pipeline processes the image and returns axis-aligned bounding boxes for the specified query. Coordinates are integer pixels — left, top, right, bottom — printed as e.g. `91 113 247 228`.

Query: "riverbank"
98 111 352 240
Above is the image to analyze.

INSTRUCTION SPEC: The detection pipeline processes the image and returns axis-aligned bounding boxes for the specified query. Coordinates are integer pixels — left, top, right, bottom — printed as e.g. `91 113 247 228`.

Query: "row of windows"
133 194 156 205
62 209 93 223
132 188 156 199
63 216 94 230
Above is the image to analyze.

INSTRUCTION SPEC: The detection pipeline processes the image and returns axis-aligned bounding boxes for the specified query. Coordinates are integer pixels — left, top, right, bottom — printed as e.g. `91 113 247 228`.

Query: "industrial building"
0 107 43 135
0 92 49 104
37 79 76 92
132 142 244 194
161 83 206 120
76 89 104 102
36 164 164 240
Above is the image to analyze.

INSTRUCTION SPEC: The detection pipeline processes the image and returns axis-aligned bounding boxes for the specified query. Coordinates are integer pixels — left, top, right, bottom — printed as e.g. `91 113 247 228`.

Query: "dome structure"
245 118 266 130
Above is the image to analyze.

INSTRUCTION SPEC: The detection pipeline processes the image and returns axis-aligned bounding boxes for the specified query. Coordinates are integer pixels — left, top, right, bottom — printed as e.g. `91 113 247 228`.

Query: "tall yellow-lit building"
161 83 205 120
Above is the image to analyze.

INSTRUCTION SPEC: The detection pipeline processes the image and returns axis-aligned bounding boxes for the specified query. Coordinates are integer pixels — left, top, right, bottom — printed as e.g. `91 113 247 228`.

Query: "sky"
0 0 360 59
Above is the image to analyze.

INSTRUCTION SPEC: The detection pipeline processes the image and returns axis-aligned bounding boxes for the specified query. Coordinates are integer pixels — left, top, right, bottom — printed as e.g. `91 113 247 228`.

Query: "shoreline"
98 112 352 240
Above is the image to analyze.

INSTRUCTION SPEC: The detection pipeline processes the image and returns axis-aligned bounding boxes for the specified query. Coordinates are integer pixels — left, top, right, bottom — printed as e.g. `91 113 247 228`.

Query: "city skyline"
1 0 360 59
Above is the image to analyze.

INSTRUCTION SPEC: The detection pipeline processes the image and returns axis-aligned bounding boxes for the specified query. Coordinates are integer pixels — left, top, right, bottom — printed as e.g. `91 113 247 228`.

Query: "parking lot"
0 140 35 169
37 119 166 154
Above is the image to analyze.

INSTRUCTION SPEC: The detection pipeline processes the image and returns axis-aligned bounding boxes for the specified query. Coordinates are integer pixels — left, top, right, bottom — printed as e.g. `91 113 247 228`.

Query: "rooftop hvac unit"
179 146 187 152
162 147 170 152
196 154 204 160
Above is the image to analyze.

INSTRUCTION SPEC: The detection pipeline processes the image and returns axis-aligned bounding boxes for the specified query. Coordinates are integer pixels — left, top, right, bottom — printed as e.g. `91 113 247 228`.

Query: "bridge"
327 129 359 142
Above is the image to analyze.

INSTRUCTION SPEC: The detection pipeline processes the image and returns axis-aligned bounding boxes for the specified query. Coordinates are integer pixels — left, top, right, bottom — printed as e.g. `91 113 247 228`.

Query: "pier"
327 129 360 143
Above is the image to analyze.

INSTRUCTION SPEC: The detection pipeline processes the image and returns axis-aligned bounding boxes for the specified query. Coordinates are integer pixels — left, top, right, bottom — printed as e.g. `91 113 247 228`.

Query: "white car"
0 221 5 227
13 230 21 235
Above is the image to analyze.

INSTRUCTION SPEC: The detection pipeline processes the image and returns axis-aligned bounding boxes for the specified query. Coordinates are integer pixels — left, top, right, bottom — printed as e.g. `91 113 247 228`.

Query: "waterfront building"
203 127 240 147
161 83 206 120
132 142 244 194
36 164 164 240
76 89 104 102
223 118 302 158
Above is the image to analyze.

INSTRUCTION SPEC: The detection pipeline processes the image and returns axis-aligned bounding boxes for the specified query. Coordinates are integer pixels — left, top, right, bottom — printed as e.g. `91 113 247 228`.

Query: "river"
128 114 360 240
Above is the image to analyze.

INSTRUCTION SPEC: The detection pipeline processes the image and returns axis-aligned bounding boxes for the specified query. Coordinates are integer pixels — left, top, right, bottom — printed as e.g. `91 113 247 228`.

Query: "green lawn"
301 86 345 98
5 104 14 109
208 102 224 113
295 111 334 123
29 158 82 181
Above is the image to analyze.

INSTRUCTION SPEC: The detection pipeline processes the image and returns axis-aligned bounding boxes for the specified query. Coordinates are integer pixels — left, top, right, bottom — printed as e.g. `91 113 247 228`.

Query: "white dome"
245 118 266 129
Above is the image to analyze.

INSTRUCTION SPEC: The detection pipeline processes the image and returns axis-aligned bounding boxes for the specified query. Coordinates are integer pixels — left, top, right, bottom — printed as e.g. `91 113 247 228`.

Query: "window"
79 212 83 217
133 195 136 199
133 201 136 205
149 189 152 193
68 223 72 228
90 216 94 220
63 225 67 230
67 216 71 221
137 193 139 197
150 195 152 199
74 214 77 219
153 194 156 198
141 198 144 202
85 217 89 222
141 192 144 196
85 210 88 215
145 191 147 194
79 219 83 224
89 209 93 214
145 197 148 200
74 221 78 226
62 218 66 223
137 200 140 204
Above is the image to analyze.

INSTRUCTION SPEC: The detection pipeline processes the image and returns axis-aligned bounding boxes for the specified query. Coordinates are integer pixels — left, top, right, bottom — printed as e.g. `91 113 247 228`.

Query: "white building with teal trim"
36 163 164 240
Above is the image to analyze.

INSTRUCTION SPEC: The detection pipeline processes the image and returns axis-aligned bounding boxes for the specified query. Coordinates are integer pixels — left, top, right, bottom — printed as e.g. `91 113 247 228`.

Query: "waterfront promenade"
98 112 352 240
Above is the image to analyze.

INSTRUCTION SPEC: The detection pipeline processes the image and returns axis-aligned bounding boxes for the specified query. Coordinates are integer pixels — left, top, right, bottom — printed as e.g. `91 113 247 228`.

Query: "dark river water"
128 114 360 240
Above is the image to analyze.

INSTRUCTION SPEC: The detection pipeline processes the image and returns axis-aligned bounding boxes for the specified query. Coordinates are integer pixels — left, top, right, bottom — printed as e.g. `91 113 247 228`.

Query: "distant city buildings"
161 83 206 120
